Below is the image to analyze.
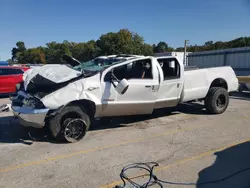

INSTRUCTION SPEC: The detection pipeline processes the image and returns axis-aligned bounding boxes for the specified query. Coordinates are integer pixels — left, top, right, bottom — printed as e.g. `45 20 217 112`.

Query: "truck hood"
22 64 85 98
23 64 82 91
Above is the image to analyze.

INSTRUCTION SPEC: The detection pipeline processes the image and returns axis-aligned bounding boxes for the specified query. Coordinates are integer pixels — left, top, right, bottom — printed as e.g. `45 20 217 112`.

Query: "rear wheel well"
209 78 228 91
67 99 96 119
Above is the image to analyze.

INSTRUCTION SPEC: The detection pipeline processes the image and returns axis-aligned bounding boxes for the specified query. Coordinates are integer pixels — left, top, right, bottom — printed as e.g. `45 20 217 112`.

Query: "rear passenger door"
155 57 184 108
0 68 24 94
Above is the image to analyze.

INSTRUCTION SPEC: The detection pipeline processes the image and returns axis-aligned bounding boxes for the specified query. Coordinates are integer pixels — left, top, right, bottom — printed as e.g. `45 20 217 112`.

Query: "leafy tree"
175 47 184 52
14 48 45 64
191 45 202 52
96 32 118 55
71 42 87 61
11 41 26 62
153 41 174 53
152 44 156 51
82 40 101 61
96 29 153 56
141 44 154 56
71 41 101 62
9 30 250 65
96 29 134 55
213 41 226 50
154 41 168 53
7 59 14 65
26 48 46 64
179 37 250 53
115 29 134 54
131 33 145 55
204 41 213 46
46 41 72 64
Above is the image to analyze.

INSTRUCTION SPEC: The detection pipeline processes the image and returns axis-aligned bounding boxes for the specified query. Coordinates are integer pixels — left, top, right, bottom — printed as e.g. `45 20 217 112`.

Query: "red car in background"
0 66 30 95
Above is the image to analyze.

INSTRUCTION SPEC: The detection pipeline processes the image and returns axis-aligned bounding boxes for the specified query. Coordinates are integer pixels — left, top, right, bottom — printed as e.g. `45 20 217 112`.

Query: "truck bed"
182 66 238 102
184 66 199 71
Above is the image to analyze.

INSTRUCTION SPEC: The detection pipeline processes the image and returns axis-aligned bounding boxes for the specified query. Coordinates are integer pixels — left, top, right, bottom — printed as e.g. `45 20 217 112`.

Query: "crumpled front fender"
40 76 101 110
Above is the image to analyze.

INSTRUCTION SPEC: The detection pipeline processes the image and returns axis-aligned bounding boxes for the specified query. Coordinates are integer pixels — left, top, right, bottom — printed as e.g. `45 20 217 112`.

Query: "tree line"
9 29 250 65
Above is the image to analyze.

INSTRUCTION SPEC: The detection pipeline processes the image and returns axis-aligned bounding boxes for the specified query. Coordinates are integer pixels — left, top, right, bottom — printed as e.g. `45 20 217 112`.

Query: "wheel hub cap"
64 118 86 142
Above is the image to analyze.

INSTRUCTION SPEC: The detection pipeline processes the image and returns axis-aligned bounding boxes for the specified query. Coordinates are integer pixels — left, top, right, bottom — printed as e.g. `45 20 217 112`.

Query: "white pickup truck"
11 55 239 142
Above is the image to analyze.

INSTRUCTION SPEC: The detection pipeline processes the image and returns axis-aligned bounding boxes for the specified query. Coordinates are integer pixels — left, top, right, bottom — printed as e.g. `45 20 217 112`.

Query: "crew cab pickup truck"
11 55 239 143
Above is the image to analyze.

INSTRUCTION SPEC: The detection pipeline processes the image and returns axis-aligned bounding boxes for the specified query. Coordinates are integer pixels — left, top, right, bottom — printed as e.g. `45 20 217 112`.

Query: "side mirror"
115 78 129 95
109 70 129 95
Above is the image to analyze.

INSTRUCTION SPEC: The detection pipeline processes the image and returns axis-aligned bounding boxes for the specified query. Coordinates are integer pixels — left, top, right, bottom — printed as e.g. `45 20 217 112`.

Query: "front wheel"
48 105 90 143
204 87 229 114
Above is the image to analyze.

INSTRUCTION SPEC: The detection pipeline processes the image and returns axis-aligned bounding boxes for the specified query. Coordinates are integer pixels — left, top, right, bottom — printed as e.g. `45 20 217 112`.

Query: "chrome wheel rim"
64 118 86 142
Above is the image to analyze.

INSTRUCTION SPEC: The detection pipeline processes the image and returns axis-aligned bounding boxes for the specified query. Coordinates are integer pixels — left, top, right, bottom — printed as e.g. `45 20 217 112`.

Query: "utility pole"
183 40 189 66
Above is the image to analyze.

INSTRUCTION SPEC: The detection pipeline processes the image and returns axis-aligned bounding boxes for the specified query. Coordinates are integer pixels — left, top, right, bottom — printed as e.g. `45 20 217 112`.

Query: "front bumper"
12 106 49 128
11 92 49 128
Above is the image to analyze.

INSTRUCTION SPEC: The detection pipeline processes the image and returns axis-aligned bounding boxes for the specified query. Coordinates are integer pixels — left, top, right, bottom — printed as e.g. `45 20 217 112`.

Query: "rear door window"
157 58 181 80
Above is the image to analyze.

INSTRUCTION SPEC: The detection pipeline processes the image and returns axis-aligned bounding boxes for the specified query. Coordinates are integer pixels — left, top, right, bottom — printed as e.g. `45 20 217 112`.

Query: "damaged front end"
11 55 120 129
11 63 86 128
23 64 84 98
11 91 50 128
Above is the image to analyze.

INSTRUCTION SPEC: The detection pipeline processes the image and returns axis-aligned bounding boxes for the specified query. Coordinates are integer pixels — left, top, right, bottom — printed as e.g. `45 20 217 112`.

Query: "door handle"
145 85 151 88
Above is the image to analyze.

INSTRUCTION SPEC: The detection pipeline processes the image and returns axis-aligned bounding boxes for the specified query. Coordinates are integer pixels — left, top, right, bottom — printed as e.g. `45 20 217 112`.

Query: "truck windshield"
73 57 125 72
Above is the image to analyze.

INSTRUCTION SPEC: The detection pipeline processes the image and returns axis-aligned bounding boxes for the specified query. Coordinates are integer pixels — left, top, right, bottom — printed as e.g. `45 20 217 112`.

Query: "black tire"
204 87 229 114
48 105 90 143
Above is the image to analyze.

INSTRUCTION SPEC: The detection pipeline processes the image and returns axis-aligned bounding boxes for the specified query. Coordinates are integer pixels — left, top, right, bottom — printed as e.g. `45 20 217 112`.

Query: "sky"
1 0 250 60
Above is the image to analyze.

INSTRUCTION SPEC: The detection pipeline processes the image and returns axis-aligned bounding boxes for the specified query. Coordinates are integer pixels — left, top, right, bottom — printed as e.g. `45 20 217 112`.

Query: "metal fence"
187 47 250 76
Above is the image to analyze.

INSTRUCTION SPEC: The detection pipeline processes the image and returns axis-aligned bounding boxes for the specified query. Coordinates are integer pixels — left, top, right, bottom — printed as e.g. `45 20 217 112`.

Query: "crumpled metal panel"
23 64 82 90
40 73 102 109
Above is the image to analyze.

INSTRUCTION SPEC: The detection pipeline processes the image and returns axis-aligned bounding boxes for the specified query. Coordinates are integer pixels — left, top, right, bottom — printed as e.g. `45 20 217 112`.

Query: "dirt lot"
0 92 250 188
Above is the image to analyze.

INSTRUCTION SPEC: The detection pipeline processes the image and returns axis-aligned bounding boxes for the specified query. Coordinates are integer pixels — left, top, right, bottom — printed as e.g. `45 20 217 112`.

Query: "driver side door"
100 58 159 117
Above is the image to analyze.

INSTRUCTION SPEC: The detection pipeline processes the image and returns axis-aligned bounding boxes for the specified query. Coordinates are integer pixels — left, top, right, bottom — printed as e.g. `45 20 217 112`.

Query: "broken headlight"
22 97 45 109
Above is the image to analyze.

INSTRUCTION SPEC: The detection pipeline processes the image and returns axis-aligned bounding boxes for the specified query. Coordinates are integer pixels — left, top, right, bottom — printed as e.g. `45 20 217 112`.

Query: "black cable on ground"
114 162 250 188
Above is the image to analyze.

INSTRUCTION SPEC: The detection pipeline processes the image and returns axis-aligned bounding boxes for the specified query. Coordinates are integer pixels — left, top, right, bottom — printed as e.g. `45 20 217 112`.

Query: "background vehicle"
0 66 30 95
237 75 250 92
11 55 238 143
